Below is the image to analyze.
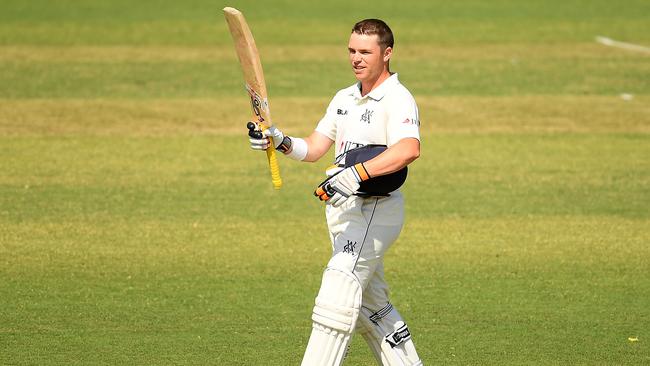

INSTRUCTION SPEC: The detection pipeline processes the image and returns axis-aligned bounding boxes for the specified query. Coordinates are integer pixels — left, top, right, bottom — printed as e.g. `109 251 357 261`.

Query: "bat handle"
255 122 282 190
266 148 282 189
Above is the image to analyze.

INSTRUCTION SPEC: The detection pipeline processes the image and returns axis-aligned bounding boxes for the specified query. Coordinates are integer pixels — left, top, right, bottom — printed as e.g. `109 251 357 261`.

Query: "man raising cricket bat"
248 19 423 365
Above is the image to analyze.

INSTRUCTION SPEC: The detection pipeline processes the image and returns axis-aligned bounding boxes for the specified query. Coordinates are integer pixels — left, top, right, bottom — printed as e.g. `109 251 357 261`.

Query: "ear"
383 46 392 62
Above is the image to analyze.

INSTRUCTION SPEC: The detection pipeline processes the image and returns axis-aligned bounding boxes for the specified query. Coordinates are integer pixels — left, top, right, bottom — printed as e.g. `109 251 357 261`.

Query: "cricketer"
248 19 422 365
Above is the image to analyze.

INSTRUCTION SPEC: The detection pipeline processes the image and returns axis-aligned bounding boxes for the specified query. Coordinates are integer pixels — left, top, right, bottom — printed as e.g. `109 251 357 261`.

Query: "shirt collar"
347 73 399 101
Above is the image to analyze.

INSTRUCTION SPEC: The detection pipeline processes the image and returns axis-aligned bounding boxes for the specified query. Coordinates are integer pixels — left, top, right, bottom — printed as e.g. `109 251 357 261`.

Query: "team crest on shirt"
360 109 374 124
343 240 357 255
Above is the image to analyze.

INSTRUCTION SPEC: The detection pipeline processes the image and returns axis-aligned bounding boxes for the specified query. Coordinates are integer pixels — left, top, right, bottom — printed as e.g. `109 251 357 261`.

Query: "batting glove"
314 163 370 207
247 122 292 153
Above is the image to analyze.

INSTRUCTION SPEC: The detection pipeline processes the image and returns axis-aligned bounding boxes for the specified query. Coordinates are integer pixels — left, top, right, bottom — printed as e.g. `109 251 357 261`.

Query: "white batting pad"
301 265 363 366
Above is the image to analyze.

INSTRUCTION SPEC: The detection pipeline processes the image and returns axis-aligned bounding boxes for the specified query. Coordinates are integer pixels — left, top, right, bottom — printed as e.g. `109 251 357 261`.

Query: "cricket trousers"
304 190 422 365
325 191 404 324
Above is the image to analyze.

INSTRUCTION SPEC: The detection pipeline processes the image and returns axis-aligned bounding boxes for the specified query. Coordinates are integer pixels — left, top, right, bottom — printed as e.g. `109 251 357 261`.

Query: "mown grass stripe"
1 58 647 98
0 43 644 62
1 18 649 46
1 96 647 137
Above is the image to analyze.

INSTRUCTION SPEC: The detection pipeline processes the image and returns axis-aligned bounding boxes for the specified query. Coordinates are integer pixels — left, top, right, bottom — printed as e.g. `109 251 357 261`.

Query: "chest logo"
360 109 374 124
337 109 348 115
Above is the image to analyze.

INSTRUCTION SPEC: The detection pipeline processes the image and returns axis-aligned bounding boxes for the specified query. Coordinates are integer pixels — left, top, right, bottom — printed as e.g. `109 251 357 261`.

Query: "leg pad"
301 264 363 366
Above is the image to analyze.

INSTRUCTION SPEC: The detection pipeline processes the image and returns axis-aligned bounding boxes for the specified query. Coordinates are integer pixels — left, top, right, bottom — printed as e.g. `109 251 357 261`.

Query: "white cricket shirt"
315 73 420 160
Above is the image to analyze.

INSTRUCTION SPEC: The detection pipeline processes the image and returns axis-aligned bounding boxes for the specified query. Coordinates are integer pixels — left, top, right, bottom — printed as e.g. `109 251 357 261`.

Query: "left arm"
314 138 420 206
363 138 420 178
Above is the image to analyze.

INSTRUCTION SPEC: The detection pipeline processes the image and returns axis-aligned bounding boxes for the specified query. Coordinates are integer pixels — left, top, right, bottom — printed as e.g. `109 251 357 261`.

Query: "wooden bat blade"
223 8 268 111
223 7 282 189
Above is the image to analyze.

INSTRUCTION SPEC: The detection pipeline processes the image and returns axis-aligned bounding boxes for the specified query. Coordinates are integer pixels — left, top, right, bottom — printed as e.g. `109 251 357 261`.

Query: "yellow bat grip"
258 122 282 189
266 147 282 189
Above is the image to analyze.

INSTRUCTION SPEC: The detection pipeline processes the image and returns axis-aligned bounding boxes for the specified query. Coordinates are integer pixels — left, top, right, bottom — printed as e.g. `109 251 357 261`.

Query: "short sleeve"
315 97 338 141
386 90 420 145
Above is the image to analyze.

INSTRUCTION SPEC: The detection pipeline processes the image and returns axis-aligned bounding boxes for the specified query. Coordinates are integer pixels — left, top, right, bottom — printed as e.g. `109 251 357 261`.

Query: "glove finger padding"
314 180 337 202
247 125 263 139
249 136 271 150
247 122 270 150
314 163 369 206
325 164 344 177
328 191 348 207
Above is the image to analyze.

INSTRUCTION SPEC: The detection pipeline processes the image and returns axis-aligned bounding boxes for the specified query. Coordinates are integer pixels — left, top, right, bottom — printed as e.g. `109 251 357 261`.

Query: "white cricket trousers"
325 191 404 311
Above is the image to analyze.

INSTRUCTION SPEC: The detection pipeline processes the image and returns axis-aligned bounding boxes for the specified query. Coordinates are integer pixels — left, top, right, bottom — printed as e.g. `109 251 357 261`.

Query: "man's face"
348 32 391 83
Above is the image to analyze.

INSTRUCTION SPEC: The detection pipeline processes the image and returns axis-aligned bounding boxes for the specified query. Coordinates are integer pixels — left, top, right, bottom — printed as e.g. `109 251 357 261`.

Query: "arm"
314 138 420 206
362 137 420 177
248 123 333 162
301 131 334 162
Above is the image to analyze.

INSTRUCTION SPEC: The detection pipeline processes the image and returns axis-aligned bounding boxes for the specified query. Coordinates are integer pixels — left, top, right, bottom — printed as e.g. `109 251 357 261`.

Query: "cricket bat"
223 7 282 190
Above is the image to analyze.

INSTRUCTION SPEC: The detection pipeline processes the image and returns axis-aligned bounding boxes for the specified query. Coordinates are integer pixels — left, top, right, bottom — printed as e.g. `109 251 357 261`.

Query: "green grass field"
1 0 649 364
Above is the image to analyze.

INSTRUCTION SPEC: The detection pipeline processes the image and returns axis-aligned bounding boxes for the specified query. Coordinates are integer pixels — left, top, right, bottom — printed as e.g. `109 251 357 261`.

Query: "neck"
361 69 391 96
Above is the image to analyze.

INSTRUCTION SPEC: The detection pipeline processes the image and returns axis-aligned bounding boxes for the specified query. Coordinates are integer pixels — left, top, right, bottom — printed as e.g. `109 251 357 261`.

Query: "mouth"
353 65 365 74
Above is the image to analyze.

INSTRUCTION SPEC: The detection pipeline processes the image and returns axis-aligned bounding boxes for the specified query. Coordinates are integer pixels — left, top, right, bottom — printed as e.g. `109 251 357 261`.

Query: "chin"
353 72 366 82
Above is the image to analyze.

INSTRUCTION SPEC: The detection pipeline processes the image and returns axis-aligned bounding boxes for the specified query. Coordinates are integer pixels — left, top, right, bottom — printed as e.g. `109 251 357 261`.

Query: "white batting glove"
314 163 371 207
247 122 285 151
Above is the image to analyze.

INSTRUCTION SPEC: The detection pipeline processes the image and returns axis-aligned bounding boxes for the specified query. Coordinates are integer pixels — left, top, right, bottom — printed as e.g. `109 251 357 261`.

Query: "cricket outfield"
0 0 648 364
